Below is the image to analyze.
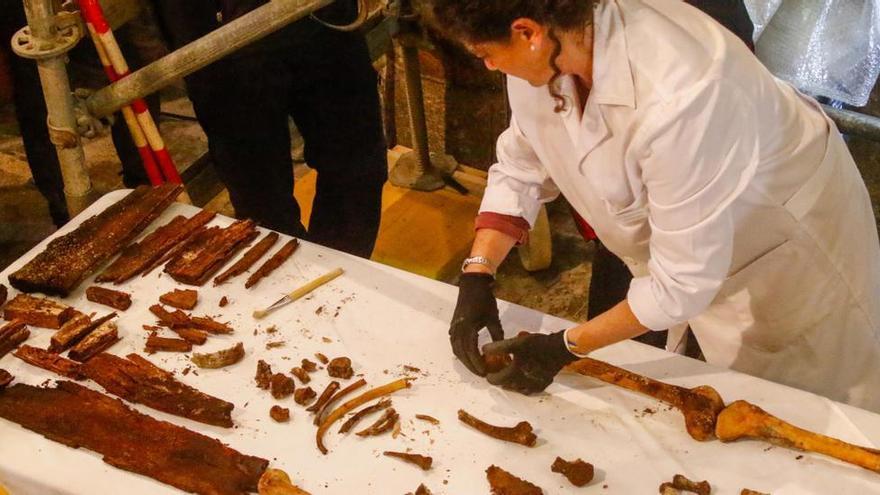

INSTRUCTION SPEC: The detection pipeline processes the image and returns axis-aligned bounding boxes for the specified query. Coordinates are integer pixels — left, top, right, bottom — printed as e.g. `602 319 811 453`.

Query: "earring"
530 44 537 52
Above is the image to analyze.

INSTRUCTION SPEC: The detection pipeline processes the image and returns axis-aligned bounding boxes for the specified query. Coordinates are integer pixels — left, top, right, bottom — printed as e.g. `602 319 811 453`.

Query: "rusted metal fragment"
270 406 290 423
458 409 537 447
0 381 267 494
49 312 117 353
13 345 84 379
82 353 234 428
191 342 245 369
486 465 543 495
0 320 30 359
383 451 432 470
9 185 182 296
3 294 77 329
97 209 216 283
551 457 594 487
144 334 192 354
164 219 259 286
245 239 299 289
159 289 199 310
85 286 132 311
327 357 353 379
214 232 279 286
68 321 119 362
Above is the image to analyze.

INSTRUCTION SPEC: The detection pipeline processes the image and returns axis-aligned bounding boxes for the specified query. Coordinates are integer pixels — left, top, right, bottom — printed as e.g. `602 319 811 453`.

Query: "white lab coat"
481 0 880 411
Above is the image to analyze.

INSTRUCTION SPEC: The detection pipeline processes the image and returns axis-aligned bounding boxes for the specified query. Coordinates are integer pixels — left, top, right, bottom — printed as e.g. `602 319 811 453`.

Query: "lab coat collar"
590 0 636 109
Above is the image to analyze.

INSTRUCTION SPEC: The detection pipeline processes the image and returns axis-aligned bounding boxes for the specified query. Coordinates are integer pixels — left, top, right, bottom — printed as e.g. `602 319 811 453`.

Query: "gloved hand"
449 273 505 376
482 330 579 395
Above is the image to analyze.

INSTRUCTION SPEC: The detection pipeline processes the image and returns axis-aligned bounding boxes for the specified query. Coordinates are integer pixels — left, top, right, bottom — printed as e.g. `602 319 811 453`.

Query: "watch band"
461 255 495 273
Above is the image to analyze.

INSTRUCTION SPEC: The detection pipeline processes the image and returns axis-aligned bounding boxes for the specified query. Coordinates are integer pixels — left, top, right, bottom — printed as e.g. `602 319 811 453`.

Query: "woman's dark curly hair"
428 0 594 112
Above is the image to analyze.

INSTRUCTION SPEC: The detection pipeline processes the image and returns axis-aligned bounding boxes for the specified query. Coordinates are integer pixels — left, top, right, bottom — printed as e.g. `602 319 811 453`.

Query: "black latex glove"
449 272 505 376
482 330 578 395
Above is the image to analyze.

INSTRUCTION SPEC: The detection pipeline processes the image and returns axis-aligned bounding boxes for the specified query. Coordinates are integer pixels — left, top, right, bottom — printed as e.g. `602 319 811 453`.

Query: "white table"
1 190 879 495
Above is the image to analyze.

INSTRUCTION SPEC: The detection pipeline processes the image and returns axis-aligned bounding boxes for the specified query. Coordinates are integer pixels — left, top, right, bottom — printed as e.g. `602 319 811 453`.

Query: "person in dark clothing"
151 0 388 258
0 1 163 227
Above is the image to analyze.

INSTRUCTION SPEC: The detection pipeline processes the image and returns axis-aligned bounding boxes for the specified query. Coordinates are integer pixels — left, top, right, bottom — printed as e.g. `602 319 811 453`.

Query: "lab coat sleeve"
479 115 561 227
627 79 761 330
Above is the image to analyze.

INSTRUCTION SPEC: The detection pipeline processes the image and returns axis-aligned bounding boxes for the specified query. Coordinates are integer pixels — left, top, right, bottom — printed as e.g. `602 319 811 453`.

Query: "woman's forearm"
567 299 650 354
463 228 519 275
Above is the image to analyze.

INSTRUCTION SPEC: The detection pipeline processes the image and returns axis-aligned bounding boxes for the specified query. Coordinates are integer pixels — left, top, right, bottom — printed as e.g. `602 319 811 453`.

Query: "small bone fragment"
486 465 543 495
339 398 392 433
294 386 317 406
567 358 724 441
458 409 537 447
313 378 367 425
355 408 399 437
258 469 312 495
660 484 681 495
415 414 440 425
327 357 353 379
171 327 208 345
270 373 296 399
191 342 245 369
49 312 117 353
159 289 198 310
68 322 119 362
406 485 431 495
13 345 84 379
306 381 340 413
383 451 432 470
0 320 30 359
301 359 317 372
0 369 12 389
270 406 290 423
144 334 192 354
219 296 229 307
214 232 279 286
316 378 412 454
716 400 880 473
672 475 710 495
245 239 299 289
315 353 328 365
551 457 594 487
290 367 310 384
3 294 76 329
740 490 769 495
86 286 132 311
256 360 273 389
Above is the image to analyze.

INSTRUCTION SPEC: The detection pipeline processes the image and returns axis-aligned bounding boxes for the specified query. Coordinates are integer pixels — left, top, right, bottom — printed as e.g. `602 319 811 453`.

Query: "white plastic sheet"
747 0 880 107
1 191 880 494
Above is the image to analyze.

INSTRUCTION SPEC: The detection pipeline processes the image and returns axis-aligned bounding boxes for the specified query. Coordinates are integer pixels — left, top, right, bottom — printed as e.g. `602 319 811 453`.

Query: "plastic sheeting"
745 0 880 107
2 191 880 494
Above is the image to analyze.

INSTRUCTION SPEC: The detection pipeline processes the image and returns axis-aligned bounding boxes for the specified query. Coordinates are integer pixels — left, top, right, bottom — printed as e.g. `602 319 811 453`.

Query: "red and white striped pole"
79 0 187 191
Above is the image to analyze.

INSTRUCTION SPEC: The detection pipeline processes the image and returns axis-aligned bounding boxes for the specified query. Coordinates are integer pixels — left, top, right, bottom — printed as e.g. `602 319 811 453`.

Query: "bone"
659 474 710 495
339 398 392 434
457 409 537 447
383 451 432 470
716 400 880 473
313 378 366 426
191 342 245 369
355 408 398 437
306 381 340 413
257 468 312 495
551 457 594 487
567 357 724 441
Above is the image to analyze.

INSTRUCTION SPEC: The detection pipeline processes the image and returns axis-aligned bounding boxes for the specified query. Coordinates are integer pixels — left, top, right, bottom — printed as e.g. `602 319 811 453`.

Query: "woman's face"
466 19 556 87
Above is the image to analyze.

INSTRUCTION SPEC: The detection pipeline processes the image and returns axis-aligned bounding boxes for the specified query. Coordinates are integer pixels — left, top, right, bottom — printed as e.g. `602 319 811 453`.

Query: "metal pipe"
23 0 94 216
86 0 333 118
822 105 880 143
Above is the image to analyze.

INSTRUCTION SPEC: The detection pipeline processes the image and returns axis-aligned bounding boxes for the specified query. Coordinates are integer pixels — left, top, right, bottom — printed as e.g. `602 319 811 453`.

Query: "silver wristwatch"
461 255 495 274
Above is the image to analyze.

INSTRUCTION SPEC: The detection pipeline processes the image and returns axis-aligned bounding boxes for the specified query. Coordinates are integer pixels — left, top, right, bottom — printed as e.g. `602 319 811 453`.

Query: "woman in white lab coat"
433 0 880 412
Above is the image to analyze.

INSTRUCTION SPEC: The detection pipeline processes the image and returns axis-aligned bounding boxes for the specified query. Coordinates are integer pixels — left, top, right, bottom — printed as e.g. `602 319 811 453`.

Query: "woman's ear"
511 18 545 48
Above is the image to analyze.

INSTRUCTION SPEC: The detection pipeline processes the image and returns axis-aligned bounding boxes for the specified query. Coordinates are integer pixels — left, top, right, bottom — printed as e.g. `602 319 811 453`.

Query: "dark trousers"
152 1 387 258
1 2 159 226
